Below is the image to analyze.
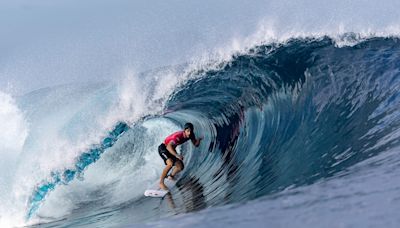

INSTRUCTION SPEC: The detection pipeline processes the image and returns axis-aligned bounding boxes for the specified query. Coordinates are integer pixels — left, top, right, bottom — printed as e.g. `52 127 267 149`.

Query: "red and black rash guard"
164 131 195 146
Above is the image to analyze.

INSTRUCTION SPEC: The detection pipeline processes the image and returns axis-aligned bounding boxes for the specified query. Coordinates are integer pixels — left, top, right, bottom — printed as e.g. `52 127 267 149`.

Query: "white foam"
0 90 29 227
101 65 192 127
0 84 121 226
0 91 28 153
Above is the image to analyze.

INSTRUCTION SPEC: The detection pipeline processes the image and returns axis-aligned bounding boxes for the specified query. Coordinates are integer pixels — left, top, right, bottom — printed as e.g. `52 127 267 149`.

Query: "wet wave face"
23 36 400 227
164 36 400 204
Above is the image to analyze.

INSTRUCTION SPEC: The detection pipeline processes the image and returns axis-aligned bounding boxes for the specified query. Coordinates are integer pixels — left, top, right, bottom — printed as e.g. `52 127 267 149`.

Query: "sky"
1 0 399 95
0 0 270 94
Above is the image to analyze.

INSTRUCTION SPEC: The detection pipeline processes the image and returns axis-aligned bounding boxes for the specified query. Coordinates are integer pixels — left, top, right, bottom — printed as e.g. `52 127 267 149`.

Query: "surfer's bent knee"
166 159 174 167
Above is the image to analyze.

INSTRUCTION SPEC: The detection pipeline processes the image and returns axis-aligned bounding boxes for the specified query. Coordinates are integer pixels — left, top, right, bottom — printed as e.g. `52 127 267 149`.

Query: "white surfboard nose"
144 189 169 197
144 178 176 197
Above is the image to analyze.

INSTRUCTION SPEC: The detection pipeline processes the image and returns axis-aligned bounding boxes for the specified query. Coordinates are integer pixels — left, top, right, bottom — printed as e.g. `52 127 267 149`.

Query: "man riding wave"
158 122 202 190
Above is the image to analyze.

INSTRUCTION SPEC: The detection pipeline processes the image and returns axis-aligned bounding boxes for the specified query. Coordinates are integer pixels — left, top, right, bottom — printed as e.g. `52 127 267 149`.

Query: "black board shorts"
158 143 183 168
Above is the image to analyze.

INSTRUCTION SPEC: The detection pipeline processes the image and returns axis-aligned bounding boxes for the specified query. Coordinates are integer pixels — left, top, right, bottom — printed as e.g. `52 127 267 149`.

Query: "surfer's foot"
159 182 168 190
167 175 175 181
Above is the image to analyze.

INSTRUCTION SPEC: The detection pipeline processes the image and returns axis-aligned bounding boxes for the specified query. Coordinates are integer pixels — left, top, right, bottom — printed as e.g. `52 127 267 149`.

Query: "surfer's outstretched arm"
191 136 203 147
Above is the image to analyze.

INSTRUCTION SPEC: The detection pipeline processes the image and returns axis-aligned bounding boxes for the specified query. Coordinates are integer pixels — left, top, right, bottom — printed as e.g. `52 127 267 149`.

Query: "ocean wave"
2 35 400 227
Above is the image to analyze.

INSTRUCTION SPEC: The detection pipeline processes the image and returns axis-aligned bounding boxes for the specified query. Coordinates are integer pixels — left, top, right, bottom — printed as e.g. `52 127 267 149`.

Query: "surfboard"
144 189 169 197
144 178 176 198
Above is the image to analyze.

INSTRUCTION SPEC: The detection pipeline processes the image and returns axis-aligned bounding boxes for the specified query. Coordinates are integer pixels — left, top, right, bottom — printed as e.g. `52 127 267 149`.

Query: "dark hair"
184 122 194 131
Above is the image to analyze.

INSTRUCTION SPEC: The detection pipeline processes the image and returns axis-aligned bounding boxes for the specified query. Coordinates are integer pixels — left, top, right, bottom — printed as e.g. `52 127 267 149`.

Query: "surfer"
158 122 202 190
